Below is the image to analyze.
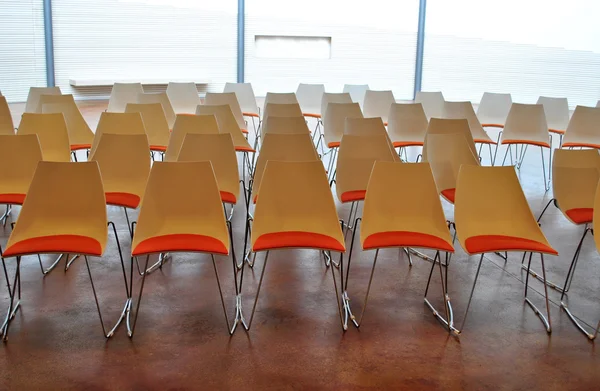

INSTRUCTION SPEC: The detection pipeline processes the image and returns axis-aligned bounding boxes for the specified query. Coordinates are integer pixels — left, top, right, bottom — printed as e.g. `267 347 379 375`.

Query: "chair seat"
106 192 141 209
303 112 321 119
474 138 497 145
150 145 167 152
327 141 340 148
502 139 550 148
565 208 593 225
392 141 424 148
0 193 26 205
70 143 91 151
464 235 558 255
481 123 504 128
243 112 260 118
441 188 455 204
253 231 345 252
341 190 366 203
132 233 228 256
549 128 565 135
3 234 103 258
235 146 255 153
363 231 454 252
562 142 600 149
221 191 237 204
241 128 249 134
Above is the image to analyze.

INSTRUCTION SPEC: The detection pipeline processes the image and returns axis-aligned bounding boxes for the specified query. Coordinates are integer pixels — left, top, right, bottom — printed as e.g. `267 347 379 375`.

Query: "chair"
263 92 298 114
244 160 345 330
344 117 400 162
476 92 512 128
415 91 445 120
363 90 395 125
0 161 130 340
424 118 478 162
454 165 557 334
323 102 364 178
41 100 95 154
0 96 15 135
178 133 240 215
321 92 353 122
443 101 497 163
166 82 200 115
537 96 570 145
561 106 600 149
205 92 248 134
387 103 428 160
344 161 455 332
17 113 71 162
130 161 241 335
91 112 146 155
36 93 76 113
196 104 254 153
500 103 552 191
137 92 177 129
125 103 171 153
24 86 61 113
343 84 369 108
107 83 143 113
261 116 310 137
296 83 325 118
223 82 261 132
164 114 220 162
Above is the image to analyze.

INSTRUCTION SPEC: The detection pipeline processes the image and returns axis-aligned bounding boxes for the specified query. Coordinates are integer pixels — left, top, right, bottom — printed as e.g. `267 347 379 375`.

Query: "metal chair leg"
244 251 270 331
424 251 459 335
524 253 552 333
1 256 21 341
459 254 485 334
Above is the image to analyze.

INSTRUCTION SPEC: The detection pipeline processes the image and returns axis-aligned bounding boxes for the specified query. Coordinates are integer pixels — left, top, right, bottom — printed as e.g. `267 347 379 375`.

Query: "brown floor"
1 101 599 390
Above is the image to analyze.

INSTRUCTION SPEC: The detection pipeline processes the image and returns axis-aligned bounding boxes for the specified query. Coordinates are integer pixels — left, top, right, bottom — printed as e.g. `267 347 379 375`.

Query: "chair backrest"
597 100 600 108
166 82 200 115
537 96 570 133
321 93 353 121
361 161 453 250
137 92 177 129
205 92 246 130
424 132 480 200
423 118 478 160
252 133 319 201
335 134 397 202
17 113 71 162
224 82 260 116
501 103 550 147
25 86 62 113
178 133 240 203
6 161 108 255
323 102 363 147
296 83 325 116
90 133 151 202
0 134 43 197
343 84 369 108
562 105 600 147
363 90 395 123
196 104 253 152
261 116 310 136
387 103 428 146
92 112 146 155
165 114 220 162
455 165 554 254
443 101 491 143
552 149 600 224
0 96 15 135
36 93 76 113
41 100 94 147
345 117 399 161
263 92 298 113
251 160 344 252
132 161 229 254
415 91 445 120
107 83 144 113
125 103 171 149
476 92 512 127
263 103 303 121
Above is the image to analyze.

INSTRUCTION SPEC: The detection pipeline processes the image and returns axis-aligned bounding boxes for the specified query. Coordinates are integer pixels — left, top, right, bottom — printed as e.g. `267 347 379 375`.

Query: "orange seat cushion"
70 144 91 151
363 231 454 252
549 128 565 135
220 191 236 204
562 142 600 149
243 112 260 118
303 113 321 119
464 235 557 255
383 122 388 127
0 193 26 205
105 192 140 209
235 146 255 153
502 139 550 148
441 189 455 204
474 138 497 145
393 141 423 148
241 128 249 134
132 233 228 256
481 124 504 129
565 208 593 225
150 145 167 152
327 141 340 148
253 231 345 252
341 190 366 203
3 235 103 258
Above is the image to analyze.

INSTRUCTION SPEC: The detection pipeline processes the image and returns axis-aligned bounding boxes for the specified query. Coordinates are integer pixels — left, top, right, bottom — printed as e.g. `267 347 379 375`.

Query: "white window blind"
422 0 600 107
52 0 237 99
0 0 47 103
245 0 419 98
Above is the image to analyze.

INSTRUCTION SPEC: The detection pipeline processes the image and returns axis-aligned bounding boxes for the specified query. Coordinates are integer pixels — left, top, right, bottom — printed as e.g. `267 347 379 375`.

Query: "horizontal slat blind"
52 0 237 100
0 0 47 103
422 0 600 107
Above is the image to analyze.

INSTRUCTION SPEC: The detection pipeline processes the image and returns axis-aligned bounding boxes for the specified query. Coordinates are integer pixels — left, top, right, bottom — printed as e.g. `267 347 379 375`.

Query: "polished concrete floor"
0 101 598 390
